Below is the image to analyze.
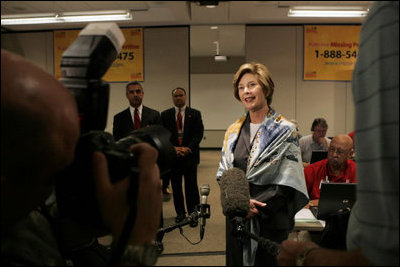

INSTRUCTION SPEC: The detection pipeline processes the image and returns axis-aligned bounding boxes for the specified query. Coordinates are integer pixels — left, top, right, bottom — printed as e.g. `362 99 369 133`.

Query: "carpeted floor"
98 149 313 266
156 149 226 266
98 149 226 266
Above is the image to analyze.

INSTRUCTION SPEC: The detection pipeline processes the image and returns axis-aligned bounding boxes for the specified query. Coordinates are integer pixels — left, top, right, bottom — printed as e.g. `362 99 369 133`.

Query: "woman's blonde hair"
233 62 275 106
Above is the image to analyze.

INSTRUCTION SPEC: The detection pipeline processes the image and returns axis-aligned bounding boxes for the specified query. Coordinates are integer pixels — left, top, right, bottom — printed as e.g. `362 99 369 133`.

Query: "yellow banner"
54 28 143 82
304 25 361 81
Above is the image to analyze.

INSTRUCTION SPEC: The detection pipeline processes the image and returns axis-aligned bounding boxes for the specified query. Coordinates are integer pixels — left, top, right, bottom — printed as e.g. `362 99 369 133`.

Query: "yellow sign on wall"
304 25 361 81
54 28 143 82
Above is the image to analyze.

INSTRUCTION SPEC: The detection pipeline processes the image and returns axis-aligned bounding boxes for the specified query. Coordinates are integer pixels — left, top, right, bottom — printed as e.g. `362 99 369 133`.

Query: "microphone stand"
231 217 280 256
156 204 210 254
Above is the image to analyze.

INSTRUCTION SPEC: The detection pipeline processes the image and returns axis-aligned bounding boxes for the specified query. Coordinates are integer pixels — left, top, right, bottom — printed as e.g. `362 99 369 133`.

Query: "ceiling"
1 1 374 57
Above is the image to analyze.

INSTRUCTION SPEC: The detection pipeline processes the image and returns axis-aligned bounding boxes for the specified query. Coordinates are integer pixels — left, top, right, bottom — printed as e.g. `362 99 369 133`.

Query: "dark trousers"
225 216 243 266
170 156 200 216
225 216 289 266
162 175 170 191
254 228 289 266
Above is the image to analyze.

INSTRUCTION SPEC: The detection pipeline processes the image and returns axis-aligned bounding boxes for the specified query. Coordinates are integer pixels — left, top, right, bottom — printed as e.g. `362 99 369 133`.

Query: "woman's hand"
246 199 267 218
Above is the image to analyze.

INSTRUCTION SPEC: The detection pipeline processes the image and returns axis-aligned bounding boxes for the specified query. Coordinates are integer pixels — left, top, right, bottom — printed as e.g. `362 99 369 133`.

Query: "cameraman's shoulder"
142 105 160 114
187 106 202 115
1 208 65 266
161 107 174 115
114 108 129 118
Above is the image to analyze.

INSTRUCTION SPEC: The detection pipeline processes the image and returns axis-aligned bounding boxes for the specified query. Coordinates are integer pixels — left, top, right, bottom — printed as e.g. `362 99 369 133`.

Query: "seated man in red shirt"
304 134 356 207
348 131 356 161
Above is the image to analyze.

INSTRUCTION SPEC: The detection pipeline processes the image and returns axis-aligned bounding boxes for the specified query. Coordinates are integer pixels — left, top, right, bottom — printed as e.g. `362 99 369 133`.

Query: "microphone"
156 185 210 249
200 184 210 239
219 167 280 256
220 167 250 218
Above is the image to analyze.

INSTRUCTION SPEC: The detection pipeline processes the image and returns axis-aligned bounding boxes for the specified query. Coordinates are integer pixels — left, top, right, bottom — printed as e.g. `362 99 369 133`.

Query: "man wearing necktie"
113 81 161 141
177 107 183 145
161 87 204 226
134 107 141 130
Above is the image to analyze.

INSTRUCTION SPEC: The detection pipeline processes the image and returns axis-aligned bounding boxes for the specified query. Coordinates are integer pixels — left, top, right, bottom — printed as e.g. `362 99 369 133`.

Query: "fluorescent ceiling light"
288 6 369 18
214 55 228 62
1 10 132 26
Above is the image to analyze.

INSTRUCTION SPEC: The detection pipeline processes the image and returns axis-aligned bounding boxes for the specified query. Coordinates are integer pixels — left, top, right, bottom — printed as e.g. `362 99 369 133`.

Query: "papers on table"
295 208 325 228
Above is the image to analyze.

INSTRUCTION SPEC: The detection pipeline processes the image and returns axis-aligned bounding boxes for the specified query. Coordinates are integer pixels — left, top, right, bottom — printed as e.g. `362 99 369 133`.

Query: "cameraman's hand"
92 143 162 246
278 240 320 265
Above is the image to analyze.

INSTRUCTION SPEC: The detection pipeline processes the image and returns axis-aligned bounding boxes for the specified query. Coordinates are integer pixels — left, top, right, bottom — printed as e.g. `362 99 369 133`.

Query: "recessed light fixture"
288 6 369 18
197 1 219 8
213 40 228 62
214 55 228 62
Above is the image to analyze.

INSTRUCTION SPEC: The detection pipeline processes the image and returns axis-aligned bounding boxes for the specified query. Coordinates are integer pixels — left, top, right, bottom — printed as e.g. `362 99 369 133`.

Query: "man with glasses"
299 118 331 167
278 2 398 264
303 134 356 207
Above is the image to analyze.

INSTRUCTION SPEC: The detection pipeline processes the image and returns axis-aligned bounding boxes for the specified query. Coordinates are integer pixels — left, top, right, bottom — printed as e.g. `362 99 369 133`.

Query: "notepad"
294 208 326 229
295 208 318 221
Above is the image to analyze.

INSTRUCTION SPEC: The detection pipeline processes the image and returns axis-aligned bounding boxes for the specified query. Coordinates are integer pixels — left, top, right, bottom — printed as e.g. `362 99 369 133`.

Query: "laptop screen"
317 182 357 220
310 150 328 164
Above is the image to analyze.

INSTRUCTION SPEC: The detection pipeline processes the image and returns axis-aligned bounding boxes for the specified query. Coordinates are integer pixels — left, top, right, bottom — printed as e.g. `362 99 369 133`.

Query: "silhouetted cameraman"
1 48 162 265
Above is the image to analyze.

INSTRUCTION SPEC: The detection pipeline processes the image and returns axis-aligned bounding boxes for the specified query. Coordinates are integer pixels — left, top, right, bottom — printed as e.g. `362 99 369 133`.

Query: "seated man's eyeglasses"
328 147 345 156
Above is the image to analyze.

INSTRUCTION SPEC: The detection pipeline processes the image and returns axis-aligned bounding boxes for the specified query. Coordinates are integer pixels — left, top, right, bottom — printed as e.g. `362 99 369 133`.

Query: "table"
294 208 325 231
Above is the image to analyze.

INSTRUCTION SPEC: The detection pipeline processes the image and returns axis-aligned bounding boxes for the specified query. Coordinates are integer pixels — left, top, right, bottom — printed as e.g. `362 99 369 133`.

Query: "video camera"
55 23 175 234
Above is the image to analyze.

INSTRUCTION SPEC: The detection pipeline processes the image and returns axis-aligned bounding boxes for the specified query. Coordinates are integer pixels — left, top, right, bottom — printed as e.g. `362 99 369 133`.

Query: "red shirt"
304 158 357 200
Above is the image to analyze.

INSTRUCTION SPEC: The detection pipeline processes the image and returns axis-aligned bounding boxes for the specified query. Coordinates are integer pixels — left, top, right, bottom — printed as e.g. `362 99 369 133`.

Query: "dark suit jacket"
113 106 161 141
161 107 204 164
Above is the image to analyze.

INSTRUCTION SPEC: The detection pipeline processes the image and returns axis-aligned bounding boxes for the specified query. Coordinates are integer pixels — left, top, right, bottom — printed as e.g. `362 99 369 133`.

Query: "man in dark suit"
113 81 161 141
161 87 204 226
113 81 165 229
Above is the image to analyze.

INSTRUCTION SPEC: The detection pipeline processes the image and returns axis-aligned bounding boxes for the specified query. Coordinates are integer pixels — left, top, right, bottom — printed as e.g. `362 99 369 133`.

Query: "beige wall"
1 25 355 148
106 27 189 134
1 27 190 135
1 31 54 74
246 25 355 139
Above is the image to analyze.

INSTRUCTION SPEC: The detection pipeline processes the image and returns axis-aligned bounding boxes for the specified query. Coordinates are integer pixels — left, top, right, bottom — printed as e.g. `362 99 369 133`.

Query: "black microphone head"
219 167 250 217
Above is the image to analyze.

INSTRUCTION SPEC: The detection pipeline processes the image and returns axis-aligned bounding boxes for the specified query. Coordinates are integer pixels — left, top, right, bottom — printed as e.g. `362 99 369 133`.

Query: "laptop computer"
315 182 357 220
310 150 328 164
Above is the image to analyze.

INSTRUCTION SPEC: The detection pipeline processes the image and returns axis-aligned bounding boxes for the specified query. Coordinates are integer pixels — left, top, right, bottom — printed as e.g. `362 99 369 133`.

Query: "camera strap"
108 176 139 265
